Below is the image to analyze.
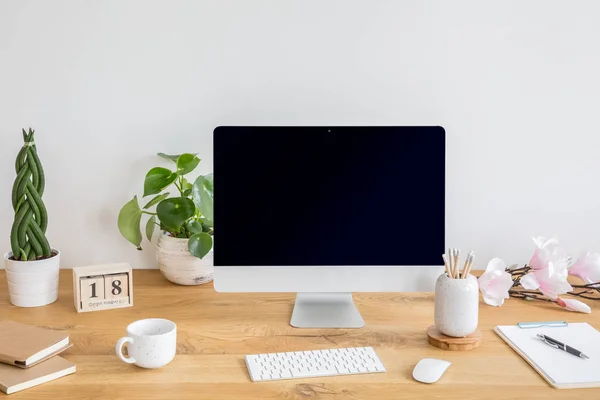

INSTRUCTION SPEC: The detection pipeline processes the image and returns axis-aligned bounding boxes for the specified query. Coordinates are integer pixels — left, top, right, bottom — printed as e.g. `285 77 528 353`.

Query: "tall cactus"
10 128 52 261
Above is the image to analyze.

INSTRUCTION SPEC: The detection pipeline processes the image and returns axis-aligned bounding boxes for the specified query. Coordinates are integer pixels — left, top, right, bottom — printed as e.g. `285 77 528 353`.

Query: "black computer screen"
214 126 445 266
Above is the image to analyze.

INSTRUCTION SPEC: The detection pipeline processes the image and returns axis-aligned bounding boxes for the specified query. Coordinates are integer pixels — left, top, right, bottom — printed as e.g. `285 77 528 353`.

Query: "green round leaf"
188 232 213 259
144 167 177 197
156 197 195 231
182 177 193 197
143 192 170 209
192 174 214 220
118 196 143 249
176 153 201 175
200 217 213 228
186 220 204 235
157 153 180 162
182 178 193 191
158 152 197 163
203 173 213 193
146 215 157 241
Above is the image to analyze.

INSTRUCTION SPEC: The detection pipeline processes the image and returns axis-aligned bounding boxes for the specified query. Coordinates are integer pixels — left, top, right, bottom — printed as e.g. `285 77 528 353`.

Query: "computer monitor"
213 126 445 328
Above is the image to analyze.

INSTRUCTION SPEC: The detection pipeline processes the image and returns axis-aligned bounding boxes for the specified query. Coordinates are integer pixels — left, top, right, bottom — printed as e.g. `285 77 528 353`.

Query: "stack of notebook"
0 320 76 395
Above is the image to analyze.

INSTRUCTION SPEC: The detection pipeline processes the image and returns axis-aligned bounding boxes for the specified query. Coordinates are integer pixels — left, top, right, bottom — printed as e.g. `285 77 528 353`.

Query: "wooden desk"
1 270 598 399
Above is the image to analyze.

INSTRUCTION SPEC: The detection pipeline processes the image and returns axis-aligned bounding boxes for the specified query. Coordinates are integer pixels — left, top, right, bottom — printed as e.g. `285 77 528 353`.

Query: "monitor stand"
290 293 365 328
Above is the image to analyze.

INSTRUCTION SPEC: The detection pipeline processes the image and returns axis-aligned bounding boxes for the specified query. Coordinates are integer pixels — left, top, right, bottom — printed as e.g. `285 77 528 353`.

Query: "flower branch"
506 265 600 302
479 236 598 314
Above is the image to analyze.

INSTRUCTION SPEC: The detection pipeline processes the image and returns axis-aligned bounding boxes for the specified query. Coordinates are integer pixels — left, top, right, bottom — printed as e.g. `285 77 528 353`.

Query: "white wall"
1 0 599 269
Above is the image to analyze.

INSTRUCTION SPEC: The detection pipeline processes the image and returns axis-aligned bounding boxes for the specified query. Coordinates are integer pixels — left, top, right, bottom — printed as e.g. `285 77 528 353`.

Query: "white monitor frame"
214 265 444 293
214 265 444 328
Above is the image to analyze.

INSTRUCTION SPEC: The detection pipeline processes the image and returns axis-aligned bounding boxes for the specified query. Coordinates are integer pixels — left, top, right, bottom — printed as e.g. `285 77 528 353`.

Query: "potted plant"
118 152 214 285
4 128 60 307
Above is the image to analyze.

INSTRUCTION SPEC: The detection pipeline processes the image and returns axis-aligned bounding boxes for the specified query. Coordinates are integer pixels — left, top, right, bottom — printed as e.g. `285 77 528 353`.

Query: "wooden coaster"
426 325 482 351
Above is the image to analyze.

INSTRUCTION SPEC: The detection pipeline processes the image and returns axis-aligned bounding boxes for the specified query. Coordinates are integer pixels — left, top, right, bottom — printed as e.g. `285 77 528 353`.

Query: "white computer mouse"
412 358 452 383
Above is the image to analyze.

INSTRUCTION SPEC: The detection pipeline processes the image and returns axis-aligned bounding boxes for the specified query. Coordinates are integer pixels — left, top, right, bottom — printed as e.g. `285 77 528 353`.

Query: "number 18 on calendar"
73 263 133 312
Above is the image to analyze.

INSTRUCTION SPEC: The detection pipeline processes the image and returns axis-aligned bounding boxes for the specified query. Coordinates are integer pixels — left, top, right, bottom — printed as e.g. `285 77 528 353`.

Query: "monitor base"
290 292 365 328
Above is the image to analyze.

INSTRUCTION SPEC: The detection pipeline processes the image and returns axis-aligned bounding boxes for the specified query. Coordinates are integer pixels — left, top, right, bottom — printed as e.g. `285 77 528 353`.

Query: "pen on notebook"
536 334 590 359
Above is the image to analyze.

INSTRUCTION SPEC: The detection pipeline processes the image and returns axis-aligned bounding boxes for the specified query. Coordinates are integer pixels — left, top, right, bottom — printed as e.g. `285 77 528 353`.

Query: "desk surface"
1 270 598 399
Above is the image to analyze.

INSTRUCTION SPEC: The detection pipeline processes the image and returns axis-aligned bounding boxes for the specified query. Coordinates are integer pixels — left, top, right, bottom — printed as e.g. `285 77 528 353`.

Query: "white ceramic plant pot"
434 273 479 337
4 249 60 307
156 234 214 285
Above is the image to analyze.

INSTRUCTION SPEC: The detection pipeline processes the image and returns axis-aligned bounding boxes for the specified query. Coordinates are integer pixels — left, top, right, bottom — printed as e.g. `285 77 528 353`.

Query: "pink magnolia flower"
556 297 591 314
478 258 513 306
529 236 570 270
569 251 600 284
521 260 572 299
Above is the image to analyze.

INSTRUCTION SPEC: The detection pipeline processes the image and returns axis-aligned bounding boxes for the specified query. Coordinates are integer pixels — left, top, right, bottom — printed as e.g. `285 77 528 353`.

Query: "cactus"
10 128 52 261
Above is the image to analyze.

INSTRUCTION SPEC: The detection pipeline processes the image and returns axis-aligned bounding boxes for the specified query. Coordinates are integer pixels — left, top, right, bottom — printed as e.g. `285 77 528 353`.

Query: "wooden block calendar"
72 263 133 312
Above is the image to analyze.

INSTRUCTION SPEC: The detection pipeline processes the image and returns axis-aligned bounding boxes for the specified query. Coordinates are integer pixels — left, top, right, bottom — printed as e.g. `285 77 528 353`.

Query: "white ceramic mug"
434 273 479 337
116 318 177 368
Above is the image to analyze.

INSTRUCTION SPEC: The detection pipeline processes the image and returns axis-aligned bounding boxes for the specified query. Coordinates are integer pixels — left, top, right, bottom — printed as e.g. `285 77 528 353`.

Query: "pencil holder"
434 273 479 337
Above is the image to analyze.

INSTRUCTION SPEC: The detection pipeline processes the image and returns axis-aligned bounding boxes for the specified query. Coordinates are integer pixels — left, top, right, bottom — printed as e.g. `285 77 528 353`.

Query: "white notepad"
495 322 600 389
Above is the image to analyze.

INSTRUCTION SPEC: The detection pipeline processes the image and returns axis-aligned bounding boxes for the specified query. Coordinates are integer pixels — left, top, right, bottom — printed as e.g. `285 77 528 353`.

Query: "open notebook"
495 322 600 389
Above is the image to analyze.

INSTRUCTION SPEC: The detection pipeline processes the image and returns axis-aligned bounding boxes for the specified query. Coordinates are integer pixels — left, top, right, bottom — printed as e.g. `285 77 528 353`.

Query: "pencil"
448 248 454 279
454 249 461 278
464 252 475 278
467 257 474 277
442 254 451 277
461 250 472 279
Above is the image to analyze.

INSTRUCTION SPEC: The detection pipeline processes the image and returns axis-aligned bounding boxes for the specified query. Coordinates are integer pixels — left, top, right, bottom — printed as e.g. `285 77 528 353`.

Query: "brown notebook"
0 320 71 368
0 356 76 394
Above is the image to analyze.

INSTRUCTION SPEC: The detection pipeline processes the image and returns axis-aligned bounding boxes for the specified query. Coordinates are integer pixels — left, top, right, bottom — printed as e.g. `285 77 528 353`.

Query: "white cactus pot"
156 233 214 285
4 249 60 307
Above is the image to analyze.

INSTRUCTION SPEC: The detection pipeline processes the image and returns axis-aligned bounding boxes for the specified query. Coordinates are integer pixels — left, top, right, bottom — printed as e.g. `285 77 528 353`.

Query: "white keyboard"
245 346 386 382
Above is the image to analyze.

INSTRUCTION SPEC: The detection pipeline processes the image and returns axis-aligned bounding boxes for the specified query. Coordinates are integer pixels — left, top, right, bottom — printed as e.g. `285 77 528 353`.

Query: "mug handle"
116 337 136 364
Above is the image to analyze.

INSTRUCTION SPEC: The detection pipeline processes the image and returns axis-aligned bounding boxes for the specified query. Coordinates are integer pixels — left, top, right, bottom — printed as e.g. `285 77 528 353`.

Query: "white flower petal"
520 273 540 290
532 236 545 248
558 298 591 314
483 294 505 307
477 271 494 289
568 251 600 283
539 279 573 299
486 258 507 273
532 236 557 249
482 272 512 299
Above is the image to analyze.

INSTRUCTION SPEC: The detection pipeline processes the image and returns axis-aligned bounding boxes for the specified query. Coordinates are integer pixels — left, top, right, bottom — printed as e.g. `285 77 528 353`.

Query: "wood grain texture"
426 325 482 351
1 270 599 399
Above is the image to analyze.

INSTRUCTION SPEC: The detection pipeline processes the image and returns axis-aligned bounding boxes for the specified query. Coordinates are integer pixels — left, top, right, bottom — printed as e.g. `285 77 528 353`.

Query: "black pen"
536 334 590 359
